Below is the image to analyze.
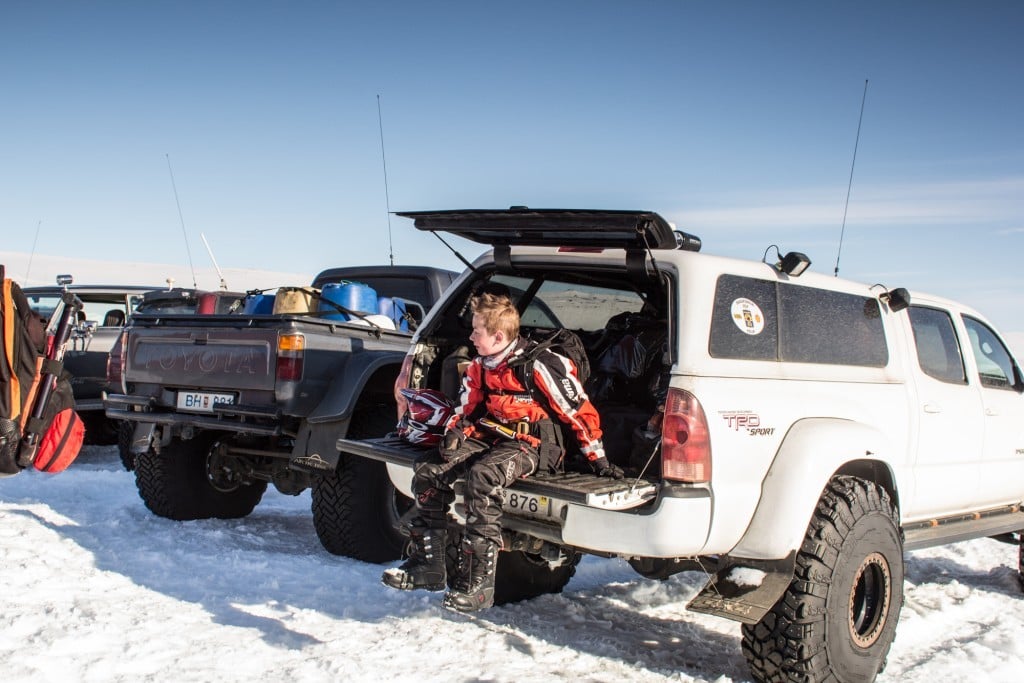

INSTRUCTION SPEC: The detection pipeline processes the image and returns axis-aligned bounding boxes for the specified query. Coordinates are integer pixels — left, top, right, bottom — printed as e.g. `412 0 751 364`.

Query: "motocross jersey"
450 337 605 463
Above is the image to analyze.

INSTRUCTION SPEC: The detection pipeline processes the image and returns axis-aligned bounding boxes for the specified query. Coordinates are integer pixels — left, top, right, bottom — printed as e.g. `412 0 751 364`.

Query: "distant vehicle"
22 277 160 444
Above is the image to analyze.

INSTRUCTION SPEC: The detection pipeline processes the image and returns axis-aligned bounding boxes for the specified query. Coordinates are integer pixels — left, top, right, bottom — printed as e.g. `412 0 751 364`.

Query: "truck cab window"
962 315 1017 390
909 306 967 384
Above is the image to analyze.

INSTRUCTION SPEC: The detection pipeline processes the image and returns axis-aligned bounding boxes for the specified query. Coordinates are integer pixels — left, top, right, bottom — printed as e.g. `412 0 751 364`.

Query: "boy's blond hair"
471 292 519 340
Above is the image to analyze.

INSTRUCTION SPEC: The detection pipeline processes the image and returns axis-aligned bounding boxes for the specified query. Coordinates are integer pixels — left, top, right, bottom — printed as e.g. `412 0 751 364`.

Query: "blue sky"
2 1 1022 337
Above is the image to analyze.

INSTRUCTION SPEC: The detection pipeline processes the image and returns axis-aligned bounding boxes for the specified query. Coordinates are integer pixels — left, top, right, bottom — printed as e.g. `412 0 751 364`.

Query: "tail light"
106 331 128 393
394 351 414 420
276 333 305 382
661 387 711 483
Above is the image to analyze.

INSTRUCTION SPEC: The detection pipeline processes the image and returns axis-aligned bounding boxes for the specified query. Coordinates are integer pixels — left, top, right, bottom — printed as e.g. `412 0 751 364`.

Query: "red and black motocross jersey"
450 337 605 463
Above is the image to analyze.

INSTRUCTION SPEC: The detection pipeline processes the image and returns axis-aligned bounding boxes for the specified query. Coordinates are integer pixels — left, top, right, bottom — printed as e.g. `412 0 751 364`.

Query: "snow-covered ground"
2 445 1022 682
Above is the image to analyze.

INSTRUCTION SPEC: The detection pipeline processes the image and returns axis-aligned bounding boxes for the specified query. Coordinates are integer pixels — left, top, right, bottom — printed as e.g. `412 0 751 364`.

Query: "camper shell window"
710 274 888 367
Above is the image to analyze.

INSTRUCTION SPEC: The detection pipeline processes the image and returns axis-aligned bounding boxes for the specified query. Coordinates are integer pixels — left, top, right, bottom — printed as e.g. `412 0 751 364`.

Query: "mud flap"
290 420 346 473
130 422 158 454
686 553 796 625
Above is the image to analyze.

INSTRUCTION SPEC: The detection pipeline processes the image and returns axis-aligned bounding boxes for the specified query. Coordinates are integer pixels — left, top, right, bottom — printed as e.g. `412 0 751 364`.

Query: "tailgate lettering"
139 345 267 375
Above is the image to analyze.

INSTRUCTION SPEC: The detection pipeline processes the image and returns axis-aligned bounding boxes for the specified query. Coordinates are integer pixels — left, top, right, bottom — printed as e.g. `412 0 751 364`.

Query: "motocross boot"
381 522 447 591
443 536 498 612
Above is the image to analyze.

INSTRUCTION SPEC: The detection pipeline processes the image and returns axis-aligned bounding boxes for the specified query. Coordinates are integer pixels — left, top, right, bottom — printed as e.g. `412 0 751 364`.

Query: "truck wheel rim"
206 446 242 493
848 551 891 648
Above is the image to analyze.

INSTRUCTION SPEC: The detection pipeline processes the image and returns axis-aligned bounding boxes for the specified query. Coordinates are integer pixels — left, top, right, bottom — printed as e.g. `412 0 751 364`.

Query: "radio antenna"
201 233 228 290
166 153 198 288
24 219 41 284
377 94 395 266
834 79 869 277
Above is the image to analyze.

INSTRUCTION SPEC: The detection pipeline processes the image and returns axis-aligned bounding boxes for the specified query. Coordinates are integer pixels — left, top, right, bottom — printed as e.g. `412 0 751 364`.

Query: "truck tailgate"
125 327 279 392
338 436 659 510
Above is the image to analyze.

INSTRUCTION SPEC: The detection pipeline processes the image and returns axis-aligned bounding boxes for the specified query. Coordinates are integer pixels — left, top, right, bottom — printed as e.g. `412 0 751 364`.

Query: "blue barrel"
319 281 378 321
378 296 410 331
242 293 276 314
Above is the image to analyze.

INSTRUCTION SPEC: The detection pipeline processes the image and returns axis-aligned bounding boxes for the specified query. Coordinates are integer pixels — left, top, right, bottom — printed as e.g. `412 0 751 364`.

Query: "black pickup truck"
105 265 457 562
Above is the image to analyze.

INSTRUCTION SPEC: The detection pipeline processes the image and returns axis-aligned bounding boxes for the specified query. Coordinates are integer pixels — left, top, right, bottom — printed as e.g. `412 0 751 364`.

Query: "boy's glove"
591 456 624 479
439 429 466 460
439 419 471 462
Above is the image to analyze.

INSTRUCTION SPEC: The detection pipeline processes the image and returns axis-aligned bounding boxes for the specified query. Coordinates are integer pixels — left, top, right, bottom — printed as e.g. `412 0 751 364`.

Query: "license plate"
176 391 235 413
504 490 552 518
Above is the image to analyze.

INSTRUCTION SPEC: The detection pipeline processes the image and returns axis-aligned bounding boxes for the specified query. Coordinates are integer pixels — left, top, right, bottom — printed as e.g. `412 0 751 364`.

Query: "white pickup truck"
338 208 1024 683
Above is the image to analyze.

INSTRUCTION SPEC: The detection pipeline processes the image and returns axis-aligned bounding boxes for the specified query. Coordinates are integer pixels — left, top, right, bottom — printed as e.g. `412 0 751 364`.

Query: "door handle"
923 403 942 414
986 407 999 416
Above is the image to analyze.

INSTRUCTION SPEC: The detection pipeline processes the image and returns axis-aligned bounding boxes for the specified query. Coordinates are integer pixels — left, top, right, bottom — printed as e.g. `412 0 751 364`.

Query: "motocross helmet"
397 388 454 446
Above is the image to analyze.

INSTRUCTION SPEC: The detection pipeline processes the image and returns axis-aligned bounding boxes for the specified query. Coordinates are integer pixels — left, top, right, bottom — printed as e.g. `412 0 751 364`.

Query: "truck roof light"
763 245 811 277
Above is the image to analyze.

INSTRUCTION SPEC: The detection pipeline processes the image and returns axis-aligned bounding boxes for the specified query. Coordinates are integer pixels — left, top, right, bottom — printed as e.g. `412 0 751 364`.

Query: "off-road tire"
494 549 580 605
741 476 903 683
312 408 411 563
116 420 135 471
135 434 267 521
82 413 119 445
1018 534 1024 592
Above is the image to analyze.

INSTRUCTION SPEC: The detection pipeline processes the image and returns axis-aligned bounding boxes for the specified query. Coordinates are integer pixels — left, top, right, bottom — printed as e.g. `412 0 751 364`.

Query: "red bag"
33 408 85 473
30 372 85 473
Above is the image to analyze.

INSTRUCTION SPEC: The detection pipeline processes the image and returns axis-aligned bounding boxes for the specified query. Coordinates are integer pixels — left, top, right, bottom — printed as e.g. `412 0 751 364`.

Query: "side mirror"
56 274 73 288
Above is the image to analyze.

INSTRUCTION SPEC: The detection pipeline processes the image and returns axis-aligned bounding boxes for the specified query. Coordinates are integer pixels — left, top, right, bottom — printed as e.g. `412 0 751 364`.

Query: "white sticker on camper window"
731 298 764 335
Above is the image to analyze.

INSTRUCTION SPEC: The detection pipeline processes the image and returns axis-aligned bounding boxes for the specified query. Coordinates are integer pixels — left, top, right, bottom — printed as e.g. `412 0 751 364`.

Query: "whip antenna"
377 94 394 266
835 79 869 277
201 233 228 290
166 153 198 287
24 219 41 284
